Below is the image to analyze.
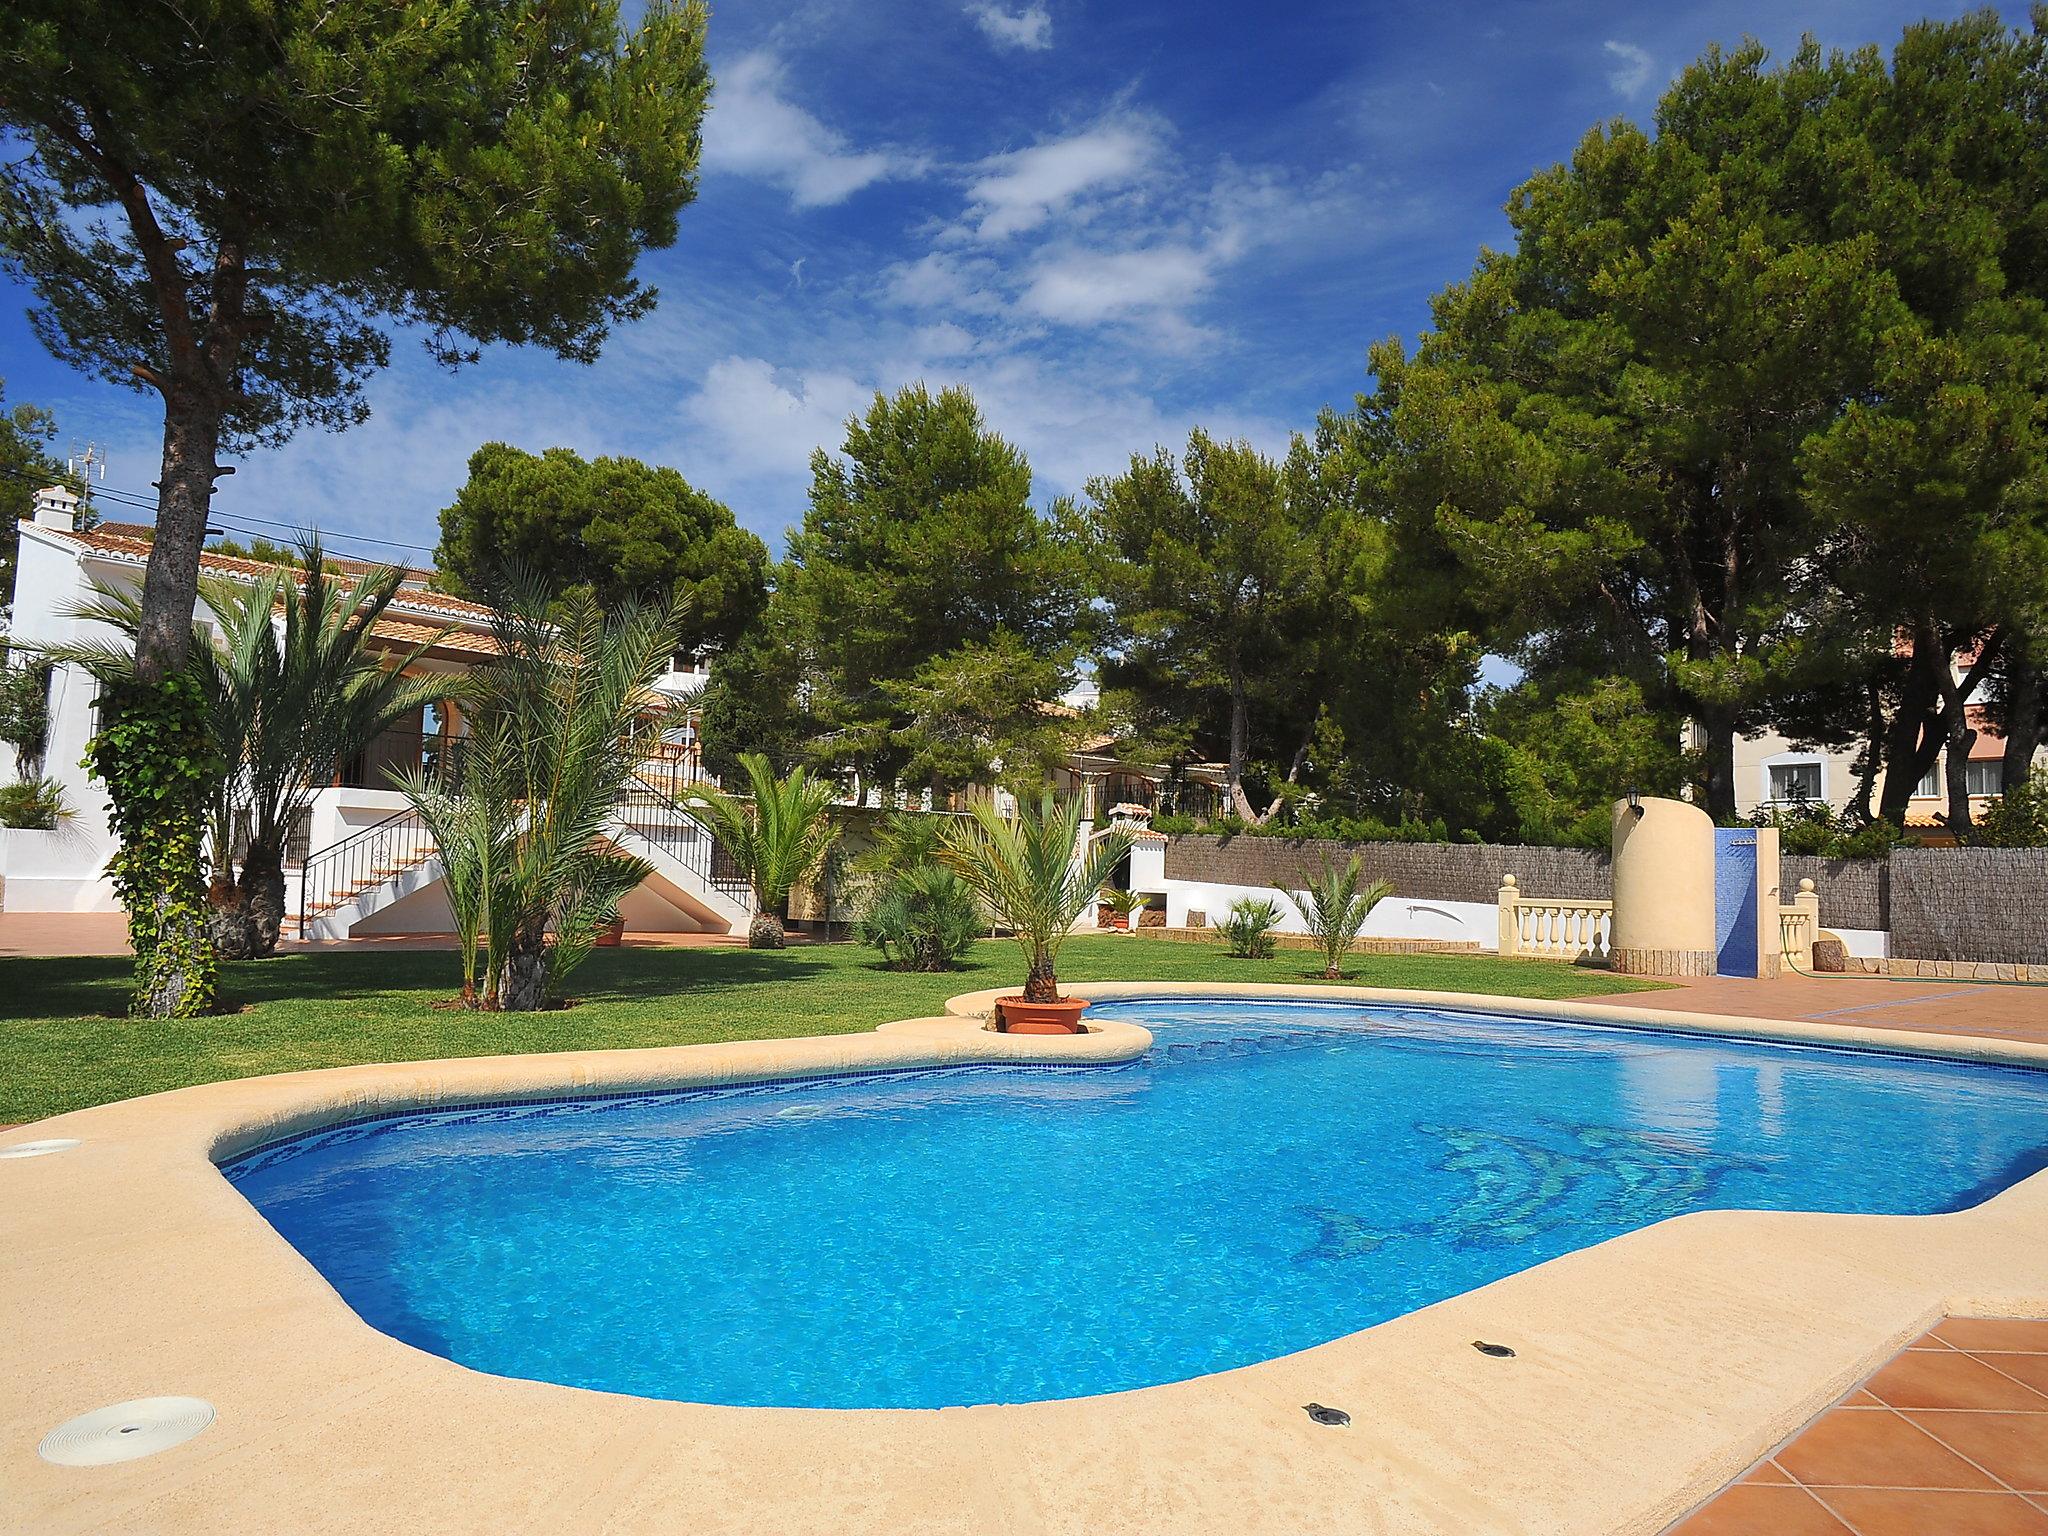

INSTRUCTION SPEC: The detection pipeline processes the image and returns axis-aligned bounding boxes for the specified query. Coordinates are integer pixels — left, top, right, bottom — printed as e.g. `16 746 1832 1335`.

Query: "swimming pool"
224 997 2048 1409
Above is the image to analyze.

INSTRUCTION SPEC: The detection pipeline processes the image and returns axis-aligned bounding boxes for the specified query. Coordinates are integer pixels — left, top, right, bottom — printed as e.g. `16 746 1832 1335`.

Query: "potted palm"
939 792 1131 1033
1100 886 1145 932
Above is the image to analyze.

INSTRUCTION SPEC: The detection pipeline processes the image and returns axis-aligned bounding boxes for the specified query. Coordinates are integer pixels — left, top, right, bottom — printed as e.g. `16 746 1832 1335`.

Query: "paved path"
0 912 747 957
1588 972 2048 1049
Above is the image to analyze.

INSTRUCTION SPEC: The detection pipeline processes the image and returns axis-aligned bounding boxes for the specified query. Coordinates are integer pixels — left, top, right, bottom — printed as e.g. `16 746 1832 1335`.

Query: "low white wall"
1162 877 1498 950
0 826 119 912
1829 927 1888 960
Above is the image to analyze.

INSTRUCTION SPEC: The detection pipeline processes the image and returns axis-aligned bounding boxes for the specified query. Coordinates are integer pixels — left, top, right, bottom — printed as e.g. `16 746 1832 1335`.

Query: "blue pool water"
224 998 2048 1409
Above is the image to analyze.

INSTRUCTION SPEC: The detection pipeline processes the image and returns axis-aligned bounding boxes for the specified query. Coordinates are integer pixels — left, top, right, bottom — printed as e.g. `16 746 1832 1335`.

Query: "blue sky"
0 0 2001 565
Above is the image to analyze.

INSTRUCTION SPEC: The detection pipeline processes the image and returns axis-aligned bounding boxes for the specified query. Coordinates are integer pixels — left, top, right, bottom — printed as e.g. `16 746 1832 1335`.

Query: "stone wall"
1162 835 1610 905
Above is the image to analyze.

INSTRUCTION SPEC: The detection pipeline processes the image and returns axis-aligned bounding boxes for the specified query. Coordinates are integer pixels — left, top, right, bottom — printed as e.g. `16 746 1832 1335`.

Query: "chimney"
31 485 80 533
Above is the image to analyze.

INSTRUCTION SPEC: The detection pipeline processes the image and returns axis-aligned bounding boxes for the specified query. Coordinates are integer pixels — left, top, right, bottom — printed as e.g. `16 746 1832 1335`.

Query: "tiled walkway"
1587 972 2048 1049
1667 1319 2048 1534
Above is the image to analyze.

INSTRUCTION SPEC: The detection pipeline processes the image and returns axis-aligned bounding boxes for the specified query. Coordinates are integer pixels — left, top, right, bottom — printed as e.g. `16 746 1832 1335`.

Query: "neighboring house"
0 487 746 938
1731 711 2043 834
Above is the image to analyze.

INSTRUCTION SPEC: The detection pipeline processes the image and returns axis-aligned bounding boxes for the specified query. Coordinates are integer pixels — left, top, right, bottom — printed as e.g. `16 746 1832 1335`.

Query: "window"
1915 765 1940 799
1768 762 1821 802
1966 760 2004 797
669 651 705 676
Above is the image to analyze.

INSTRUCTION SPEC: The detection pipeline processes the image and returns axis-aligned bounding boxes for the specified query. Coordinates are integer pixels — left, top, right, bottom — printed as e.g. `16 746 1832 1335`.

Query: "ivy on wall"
84 673 219 1016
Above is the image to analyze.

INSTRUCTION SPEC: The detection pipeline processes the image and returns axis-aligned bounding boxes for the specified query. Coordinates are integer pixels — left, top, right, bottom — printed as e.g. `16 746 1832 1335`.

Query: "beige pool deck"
5 980 2048 1535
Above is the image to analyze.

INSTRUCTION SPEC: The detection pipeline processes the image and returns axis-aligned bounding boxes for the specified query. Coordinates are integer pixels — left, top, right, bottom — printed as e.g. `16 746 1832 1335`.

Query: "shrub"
0 775 70 830
1221 896 1282 959
856 863 985 971
1747 802 1906 858
1978 769 2048 847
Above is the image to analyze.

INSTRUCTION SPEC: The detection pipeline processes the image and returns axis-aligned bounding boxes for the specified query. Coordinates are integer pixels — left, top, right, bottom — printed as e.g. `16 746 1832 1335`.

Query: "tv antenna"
66 442 108 483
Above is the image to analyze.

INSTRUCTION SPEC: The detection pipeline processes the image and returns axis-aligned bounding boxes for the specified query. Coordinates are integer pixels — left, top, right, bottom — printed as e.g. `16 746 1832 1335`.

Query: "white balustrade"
1496 875 1613 965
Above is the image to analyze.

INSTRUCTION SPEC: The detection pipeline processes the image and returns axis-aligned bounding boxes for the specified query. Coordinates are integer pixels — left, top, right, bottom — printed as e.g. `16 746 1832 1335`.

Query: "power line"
0 463 440 557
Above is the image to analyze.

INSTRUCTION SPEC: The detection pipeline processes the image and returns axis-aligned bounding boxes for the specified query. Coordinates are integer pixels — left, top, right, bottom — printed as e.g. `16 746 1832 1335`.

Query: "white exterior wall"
4 525 123 910
1161 877 1499 950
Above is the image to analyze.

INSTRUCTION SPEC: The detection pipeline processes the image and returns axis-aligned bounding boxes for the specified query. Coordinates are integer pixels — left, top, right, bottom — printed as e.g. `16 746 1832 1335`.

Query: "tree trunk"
1226 663 1248 804
134 390 224 682
1849 684 1883 825
747 910 787 949
500 946 549 1012
2002 643 2042 793
238 837 287 957
139 891 213 1016
206 872 254 961
1022 948 1059 1003
1877 635 1944 827
1943 722 1977 837
1698 705 1738 824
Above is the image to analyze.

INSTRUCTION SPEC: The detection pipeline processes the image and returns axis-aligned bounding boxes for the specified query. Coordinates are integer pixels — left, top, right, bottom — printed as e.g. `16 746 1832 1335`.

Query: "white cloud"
703 53 913 207
1603 40 1654 98
1019 244 1214 325
960 117 1163 241
877 251 1005 313
676 356 872 488
965 2 1052 51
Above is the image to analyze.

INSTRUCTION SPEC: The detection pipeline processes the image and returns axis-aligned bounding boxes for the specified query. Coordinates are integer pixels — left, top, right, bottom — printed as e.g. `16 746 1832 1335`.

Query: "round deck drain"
38 1398 215 1466
0 1138 79 1159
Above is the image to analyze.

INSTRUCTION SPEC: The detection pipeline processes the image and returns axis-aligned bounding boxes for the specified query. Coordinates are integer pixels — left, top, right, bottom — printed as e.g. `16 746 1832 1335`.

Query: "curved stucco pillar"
1609 796 1716 977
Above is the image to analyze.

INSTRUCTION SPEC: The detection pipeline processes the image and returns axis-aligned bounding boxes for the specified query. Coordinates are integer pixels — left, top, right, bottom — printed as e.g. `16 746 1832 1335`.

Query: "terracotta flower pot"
995 995 1091 1034
594 915 626 948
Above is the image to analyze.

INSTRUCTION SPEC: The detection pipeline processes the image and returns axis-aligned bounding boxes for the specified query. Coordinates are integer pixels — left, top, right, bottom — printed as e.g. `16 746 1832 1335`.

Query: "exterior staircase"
285 773 753 942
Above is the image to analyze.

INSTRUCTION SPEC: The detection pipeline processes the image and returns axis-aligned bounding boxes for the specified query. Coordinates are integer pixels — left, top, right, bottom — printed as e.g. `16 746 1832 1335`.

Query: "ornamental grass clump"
1300 858 1393 979
938 792 1130 1003
1221 895 1282 959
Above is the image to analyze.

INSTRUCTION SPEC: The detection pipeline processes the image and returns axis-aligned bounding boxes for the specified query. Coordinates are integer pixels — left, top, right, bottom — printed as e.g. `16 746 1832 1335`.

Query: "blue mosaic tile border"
217 1055 1135 1181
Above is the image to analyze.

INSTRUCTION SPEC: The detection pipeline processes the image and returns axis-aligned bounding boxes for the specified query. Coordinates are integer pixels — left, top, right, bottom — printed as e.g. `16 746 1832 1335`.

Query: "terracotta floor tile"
1668 1484 1853 1535
1816 1487 2048 1535
1864 1350 2048 1412
1909 1411 2048 1493
1739 1459 1793 1484
1988 1355 2048 1399
1936 1321 2048 1355
1775 1409 2001 1491
1911 1334 1959 1351
1843 1390 1886 1406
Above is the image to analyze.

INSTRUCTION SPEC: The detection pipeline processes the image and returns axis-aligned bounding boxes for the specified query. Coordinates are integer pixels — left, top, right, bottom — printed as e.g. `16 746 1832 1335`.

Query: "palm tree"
938 791 1130 1003
1300 857 1393 979
54 541 449 957
690 752 841 948
399 583 687 1011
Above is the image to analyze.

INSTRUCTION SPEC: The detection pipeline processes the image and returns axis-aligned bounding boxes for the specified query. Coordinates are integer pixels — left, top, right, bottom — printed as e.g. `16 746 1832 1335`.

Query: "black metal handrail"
294 804 436 932
292 769 753 935
618 771 756 908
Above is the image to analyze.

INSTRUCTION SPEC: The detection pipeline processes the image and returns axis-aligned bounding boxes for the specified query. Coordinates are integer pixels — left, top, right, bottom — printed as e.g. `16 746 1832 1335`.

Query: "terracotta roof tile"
44 523 495 628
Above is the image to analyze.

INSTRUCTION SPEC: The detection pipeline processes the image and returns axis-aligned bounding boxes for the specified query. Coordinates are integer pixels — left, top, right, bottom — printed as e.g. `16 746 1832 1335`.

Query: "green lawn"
0 936 1667 1124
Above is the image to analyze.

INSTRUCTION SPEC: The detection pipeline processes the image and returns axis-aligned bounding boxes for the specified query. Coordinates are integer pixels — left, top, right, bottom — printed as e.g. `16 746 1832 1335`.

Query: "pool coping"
2 982 2045 1535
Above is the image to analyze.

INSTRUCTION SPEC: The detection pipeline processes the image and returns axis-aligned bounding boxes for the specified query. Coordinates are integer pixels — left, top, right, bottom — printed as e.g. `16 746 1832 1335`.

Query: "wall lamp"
1627 784 1645 820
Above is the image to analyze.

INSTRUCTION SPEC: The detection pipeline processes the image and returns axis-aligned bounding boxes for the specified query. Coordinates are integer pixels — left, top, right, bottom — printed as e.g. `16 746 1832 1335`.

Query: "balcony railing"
336 732 714 797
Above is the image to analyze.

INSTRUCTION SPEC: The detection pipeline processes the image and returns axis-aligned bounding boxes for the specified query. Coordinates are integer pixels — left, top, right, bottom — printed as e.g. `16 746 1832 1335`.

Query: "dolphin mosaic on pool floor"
1665 1318 2048 1535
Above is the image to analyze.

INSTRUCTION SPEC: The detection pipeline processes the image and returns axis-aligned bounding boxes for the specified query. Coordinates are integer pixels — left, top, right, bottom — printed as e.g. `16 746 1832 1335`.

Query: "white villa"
0 487 750 939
